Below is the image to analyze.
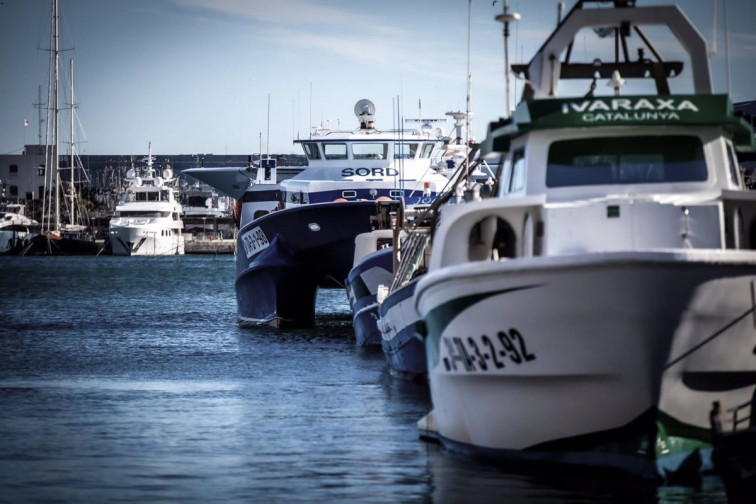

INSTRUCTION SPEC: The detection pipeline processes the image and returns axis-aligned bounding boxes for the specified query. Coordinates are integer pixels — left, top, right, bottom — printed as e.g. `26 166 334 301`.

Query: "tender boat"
235 99 450 327
108 144 185 256
414 0 756 483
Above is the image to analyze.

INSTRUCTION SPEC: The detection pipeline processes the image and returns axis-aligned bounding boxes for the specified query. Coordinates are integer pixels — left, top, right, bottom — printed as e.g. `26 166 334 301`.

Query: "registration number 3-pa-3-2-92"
442 329 536 373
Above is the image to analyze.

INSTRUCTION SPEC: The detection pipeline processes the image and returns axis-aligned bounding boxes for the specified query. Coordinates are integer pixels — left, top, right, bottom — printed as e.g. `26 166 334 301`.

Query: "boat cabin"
429 1 756 270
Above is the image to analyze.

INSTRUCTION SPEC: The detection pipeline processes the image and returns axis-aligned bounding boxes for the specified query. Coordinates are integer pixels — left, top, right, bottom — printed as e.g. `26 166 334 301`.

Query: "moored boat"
20 0 98 257
108 144 185 256
0 203 38 254
235 99 450 327
345 230 394 346
415 0 756 483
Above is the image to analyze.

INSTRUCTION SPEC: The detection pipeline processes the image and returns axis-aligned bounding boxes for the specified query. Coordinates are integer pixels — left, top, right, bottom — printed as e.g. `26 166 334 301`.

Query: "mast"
53 0 60 232
34 85 45 145
69 58 75 228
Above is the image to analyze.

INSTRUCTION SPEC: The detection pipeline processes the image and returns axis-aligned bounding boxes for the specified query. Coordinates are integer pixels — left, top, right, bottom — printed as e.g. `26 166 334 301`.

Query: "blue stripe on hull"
346 248 393 346
382 323 427 380
379 280 427 380
353 301 382 346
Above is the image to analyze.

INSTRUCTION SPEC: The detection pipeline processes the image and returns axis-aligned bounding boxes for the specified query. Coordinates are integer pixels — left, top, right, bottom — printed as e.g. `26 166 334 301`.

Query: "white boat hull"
109 225 185 256
415 250 756 478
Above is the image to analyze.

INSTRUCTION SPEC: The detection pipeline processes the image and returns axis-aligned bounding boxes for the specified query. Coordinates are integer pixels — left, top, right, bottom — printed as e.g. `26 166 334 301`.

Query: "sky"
0 0 754 157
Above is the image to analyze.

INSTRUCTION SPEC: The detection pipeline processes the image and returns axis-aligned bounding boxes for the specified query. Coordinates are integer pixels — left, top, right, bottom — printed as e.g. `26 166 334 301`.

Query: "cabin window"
390 190 404 198
9 164 18 175
420 143 435 158
546 136 707 187
342 190 357 198
302 142 321 160
394 143 418 159
115 211 170 218
508 149 526 193
323 143 347 160
352 143 387 160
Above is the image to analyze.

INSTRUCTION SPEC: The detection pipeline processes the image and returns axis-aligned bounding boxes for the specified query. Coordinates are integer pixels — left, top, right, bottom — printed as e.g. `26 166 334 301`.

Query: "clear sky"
0 0 754 157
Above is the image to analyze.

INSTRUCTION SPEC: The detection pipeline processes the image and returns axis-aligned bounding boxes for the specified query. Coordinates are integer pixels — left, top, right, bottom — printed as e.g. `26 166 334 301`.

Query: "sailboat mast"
53 0 60 232
70 58 75 227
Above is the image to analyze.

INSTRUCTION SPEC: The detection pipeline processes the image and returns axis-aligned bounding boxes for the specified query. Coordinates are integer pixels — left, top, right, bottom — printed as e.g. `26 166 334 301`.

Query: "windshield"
546 136 707 187
114 211 170 218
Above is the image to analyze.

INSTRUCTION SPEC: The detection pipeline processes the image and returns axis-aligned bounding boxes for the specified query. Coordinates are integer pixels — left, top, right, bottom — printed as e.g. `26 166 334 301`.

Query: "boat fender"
232 199 242 228
334 198 348 203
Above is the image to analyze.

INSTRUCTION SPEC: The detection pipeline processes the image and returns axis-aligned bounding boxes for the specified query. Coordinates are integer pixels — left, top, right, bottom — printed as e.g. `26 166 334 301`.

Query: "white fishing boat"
235 99 451 327
0 203 38 254
108 144 185 256
415 0 756 482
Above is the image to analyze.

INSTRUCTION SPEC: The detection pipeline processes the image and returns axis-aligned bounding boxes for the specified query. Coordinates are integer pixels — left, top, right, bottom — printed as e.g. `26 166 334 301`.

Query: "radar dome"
354 99 376 128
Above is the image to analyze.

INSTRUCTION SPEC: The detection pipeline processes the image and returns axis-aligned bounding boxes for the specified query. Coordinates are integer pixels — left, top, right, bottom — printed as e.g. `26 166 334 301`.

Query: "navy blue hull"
236 201 394 326
380 279 427 381
20 234 99 256
352 304 382 346
346 247 393 346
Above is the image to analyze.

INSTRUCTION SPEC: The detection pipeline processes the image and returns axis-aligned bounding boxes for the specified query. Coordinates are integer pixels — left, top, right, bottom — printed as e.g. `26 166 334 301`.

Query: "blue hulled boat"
235 99 451 327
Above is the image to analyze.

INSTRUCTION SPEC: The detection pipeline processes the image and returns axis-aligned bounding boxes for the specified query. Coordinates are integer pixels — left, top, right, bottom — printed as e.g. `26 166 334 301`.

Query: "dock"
185 239 235 254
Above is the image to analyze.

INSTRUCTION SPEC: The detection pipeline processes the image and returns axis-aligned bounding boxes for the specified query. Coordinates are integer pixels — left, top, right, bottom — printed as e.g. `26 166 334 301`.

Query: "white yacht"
415 0 756 483
109 144 185 256
0 203 38 253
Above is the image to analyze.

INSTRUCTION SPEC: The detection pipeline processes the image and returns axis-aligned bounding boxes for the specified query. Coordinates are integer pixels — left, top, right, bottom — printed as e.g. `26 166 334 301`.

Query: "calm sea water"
0 256 729 503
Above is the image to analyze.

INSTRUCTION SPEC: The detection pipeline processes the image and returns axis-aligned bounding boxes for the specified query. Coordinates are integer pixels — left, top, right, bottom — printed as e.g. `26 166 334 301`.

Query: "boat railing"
729 400 754 431
390 230 431 293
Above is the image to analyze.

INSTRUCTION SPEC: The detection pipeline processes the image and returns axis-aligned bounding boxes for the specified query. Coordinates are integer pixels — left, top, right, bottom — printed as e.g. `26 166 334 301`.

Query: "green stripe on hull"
656 410 712 460
423 284 542 369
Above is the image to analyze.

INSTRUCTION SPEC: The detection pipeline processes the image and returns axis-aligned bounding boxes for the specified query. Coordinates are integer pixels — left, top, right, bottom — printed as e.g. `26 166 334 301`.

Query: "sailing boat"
22 0 98 256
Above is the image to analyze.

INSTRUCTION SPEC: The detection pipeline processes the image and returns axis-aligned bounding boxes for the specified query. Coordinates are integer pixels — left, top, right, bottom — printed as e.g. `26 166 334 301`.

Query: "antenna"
265 93 270 159
309 82 312 139
466 0 471 146
723 0 731 94
496 1 521 117
709 0 717 57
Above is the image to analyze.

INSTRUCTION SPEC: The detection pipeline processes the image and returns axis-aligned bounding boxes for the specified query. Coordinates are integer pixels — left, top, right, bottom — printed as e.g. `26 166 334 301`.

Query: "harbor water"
0 256 729 503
